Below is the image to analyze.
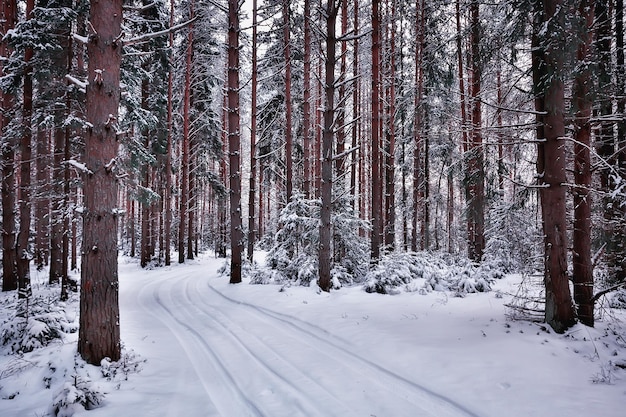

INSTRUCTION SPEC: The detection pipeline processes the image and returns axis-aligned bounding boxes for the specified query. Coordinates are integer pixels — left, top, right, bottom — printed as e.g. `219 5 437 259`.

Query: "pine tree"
78 0 122 365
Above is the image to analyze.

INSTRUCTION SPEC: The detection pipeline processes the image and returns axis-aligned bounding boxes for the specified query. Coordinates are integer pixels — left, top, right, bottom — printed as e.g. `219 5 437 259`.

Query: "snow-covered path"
67 255 625 417
115 258 480 417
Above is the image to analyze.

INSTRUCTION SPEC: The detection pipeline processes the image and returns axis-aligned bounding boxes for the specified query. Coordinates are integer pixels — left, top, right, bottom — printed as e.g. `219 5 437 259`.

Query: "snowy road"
115 259 481 417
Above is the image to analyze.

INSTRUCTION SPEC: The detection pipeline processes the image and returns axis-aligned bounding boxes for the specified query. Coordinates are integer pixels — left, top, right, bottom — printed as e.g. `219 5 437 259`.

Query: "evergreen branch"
124 16 198 46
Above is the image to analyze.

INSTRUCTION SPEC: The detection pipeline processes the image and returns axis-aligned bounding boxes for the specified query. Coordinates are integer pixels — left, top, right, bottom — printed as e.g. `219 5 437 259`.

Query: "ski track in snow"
136 269 482 417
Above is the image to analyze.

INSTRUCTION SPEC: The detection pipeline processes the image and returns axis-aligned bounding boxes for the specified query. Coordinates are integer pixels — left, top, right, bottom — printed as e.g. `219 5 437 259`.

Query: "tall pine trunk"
572 0 595 326
412 0 425 252
283 0 293 203
1 0 18 292
384 0 396 250
535 0 576 333
228 0 244 283
370 0 382 262
248 0 259 262
179 1 194 263
303 0 312 198
319 0 339 292
78 0 122 365
16 0 35 298
467 0 485 262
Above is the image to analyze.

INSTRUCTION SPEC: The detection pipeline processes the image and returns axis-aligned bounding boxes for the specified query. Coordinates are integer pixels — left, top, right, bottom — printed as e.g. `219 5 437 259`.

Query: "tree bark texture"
179 1 193 263
248 0 259 263
536 0 576 333
572 0 595 326
319 0 339 292
467 0 485 262
283 0 293 203
370 0 382 262
228 0 244 283
79 0 122 365
16 0 35 298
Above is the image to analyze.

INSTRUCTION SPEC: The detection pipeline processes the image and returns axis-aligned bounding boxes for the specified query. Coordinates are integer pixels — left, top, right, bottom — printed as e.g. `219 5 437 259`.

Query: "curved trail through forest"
131 263 481 417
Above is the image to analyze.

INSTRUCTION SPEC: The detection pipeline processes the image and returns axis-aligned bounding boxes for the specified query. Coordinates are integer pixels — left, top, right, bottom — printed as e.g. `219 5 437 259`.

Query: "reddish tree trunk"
1 0 18 292
179 1 194 263
228 0 244 283
303 0 312 199
283 0 293 203
187 144 195 260
536 0 576 333
467 0 485 262
335 0 348 178
16 0 35 297
140 74 152 267
371 0 382 261
248 0 259 262
319 0 339 292
572 0 595 326
35 127 50 270
384 0 396 251
78 0 122 365
411 0 425 253
616 0 626 284
164 0 174 266
350 0 360 207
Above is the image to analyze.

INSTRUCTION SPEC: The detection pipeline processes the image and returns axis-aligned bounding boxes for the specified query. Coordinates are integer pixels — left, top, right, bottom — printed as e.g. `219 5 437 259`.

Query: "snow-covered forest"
1 0 626 415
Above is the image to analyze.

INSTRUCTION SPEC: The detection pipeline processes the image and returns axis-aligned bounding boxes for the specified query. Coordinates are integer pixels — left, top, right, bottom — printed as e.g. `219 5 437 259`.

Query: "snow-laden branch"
65 74 88 92
123 1 156 12
72 33 89 44
64 159 93 175
332 145 359 161
124 17 198 46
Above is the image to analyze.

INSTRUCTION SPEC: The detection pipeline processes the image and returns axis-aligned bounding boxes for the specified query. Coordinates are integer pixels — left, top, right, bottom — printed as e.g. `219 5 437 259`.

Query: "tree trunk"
179 1 193 264
78 0 122 365
16 0 35 298
384 0 396 251
350 0 359 208
140 73 152 267
35 127 50 270
228 0 244 284
572 0 595 326
187 147 195 260
283 0 293 203
49 0 71 285
617 0 626 284
248 0 259 263
467 0 485 262
319 0 339 292
412 0 425 253
535 0 576 333
164 0 174 266
370 0 382 262
1 0 18 292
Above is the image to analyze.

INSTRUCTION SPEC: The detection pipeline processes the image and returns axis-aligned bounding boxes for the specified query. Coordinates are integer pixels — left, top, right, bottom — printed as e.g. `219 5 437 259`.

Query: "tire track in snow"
203 279 483 417
137 276 266 417
179 278 354 417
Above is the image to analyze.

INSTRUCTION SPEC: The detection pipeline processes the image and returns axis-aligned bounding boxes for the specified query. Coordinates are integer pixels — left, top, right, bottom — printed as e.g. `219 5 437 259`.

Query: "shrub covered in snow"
250 193 369 288
1 295 78 354
363 251 504 295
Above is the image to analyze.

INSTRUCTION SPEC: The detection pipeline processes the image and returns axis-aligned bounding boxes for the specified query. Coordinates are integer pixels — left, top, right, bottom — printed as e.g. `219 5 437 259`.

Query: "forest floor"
1 253 626 417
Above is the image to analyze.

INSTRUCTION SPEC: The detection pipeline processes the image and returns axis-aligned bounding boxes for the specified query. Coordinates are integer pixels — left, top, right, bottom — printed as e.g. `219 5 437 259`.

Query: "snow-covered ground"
1 253 625 417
